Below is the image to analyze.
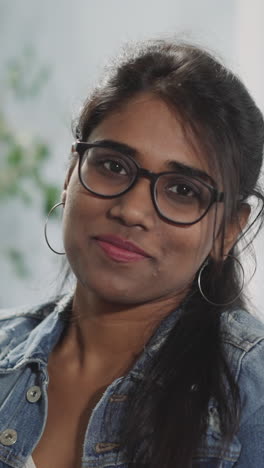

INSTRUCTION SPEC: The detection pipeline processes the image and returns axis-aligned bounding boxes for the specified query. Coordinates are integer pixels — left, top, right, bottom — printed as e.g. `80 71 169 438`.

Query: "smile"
94 235 150 263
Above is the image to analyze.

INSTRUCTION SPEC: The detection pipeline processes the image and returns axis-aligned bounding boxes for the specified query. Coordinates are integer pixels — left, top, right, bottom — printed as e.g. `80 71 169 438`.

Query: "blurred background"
0 0 263 314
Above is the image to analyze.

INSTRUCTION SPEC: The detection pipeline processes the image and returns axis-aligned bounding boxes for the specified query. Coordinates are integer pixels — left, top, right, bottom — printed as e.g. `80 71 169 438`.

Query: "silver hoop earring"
198 255 245 307
44 202 65 255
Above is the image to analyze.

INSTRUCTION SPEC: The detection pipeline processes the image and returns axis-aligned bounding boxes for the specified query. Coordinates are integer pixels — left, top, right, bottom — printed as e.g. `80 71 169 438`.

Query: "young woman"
0 40 264 468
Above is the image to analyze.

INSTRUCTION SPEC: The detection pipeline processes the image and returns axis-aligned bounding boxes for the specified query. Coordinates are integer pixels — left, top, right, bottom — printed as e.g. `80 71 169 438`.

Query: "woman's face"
63 94 223 307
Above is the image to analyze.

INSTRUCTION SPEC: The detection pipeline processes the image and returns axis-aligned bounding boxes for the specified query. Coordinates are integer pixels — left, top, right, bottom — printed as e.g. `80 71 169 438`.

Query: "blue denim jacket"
0 294 264 467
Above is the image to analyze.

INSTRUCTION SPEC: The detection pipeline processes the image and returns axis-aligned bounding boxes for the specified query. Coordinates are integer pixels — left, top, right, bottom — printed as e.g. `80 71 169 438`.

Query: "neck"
54 282 185 379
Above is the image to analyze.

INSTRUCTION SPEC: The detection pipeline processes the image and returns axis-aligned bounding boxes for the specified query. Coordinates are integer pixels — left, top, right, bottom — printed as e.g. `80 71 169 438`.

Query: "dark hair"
73 40 264 466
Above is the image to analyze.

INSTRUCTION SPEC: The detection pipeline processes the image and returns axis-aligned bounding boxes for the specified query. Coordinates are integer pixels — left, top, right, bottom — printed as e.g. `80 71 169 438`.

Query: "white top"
23 456 36 468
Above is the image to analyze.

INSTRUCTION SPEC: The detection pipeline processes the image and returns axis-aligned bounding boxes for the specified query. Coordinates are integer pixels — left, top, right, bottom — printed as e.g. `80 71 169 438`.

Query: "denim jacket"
0 294 264 467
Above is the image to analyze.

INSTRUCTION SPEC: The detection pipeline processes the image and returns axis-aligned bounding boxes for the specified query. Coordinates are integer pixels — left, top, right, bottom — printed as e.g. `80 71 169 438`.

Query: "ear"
211 203 251 260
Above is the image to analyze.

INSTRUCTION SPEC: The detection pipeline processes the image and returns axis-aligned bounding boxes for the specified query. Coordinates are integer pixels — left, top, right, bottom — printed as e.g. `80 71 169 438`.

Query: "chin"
75 271 151 306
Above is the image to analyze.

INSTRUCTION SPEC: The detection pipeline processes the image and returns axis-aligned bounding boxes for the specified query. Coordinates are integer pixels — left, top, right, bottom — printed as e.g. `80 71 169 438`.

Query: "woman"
0 40 264 468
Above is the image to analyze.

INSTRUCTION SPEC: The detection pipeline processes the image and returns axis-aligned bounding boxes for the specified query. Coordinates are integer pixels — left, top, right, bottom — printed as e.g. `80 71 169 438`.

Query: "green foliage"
0 46 60 276
0 116 60 212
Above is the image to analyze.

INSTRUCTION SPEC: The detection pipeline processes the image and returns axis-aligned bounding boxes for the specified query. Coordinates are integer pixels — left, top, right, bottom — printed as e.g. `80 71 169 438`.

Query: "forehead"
88 94 211 175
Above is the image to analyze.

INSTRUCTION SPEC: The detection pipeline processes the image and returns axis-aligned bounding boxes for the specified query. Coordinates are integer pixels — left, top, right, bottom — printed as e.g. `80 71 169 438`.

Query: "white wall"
0 0 263 314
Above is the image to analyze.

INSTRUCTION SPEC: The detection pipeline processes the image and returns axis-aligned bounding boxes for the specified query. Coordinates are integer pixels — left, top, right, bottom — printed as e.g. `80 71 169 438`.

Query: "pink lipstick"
94 235 149 263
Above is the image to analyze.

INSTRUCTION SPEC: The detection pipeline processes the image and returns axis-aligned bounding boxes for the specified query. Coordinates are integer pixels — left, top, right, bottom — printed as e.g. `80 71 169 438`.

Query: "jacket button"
0 429 18 446
26 386 42 403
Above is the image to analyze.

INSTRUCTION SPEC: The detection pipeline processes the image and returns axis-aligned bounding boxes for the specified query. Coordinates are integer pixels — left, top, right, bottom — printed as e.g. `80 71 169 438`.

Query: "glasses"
72 141 224 226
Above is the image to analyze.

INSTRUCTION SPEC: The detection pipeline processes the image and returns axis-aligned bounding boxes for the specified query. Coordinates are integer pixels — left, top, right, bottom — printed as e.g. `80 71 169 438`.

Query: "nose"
107 178 156 230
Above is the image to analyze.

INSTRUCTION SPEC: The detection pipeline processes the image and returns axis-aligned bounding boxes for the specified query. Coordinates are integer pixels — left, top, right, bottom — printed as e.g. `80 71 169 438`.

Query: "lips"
94 234 150 262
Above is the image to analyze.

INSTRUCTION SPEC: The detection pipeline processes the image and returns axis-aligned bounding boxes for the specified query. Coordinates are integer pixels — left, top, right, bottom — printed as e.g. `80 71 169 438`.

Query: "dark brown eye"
169 183 197 197
103 160 127 175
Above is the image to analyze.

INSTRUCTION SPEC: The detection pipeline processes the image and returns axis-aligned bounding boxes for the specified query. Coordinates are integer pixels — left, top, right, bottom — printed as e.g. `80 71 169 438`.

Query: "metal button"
26 385 42 403
0 429 17 446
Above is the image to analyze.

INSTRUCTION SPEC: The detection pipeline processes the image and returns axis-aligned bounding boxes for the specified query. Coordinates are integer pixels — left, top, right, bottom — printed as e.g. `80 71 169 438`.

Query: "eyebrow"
90 138 214 184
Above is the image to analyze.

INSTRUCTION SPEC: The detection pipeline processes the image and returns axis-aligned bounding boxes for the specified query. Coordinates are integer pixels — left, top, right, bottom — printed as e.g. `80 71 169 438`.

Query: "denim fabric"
0 294 264 467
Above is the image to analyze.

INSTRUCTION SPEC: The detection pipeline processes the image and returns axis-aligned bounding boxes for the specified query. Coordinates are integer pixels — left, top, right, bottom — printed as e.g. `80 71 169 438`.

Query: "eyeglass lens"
79 146 212 224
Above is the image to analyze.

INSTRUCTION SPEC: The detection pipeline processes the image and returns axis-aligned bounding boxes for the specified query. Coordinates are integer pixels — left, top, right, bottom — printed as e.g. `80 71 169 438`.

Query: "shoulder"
220 308 264 422
220 307 264 353
0 297 63 337
220 311 264 465
0 294 72 360
220 308 264 383
0 293 73 323
0 299 58 322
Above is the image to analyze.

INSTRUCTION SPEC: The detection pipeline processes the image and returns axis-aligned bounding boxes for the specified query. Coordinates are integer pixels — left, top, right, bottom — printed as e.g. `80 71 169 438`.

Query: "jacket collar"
0 294 73 372
0 293 182 377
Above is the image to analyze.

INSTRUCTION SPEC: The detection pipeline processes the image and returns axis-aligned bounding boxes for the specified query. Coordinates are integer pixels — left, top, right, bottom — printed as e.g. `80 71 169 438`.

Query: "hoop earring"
198 255 245 307
44 202 65 255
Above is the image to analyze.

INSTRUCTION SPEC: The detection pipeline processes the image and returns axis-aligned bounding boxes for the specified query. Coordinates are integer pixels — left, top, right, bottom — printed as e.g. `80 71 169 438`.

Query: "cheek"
62 181 115 271
62 179 91 254
160 219 215 275
62 176 103 237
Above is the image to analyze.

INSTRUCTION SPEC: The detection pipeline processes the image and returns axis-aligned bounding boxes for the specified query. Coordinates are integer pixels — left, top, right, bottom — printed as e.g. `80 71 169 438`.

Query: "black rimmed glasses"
72 140 224 226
